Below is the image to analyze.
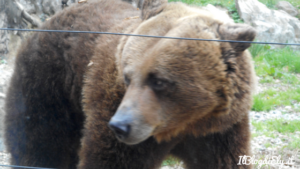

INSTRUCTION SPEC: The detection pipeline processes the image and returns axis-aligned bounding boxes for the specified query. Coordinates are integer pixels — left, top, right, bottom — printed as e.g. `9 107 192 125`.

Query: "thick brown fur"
5 0 256 169
4 0 139 168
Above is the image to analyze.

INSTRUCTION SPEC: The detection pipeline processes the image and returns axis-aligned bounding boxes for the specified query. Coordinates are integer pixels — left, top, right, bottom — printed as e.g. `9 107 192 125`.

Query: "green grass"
252 88 300 111
254 47 300 74
161 156 181 167
169 0 233 6
252 119 300 133
0 59 6 64
252 120 300 149
252 46 300 85
258 0 300 9
288 135 300 149
249 44 271 58
251 46 300 112
264 142 272 148
258 0 278 9
252 130 277 139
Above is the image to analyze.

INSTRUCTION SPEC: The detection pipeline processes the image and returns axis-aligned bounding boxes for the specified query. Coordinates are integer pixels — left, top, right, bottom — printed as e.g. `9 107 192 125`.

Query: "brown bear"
4 0 257 169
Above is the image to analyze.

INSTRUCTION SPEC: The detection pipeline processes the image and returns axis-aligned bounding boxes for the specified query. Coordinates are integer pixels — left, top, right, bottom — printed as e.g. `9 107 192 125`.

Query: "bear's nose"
108 121 131 140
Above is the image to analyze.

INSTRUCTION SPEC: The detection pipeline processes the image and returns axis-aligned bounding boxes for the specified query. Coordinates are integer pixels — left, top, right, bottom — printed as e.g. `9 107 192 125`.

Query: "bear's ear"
218 23 256 53
141 0 167 20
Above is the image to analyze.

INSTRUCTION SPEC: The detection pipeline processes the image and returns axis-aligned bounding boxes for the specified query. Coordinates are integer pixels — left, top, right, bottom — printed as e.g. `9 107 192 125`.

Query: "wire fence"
1 28 300 46
0 164 56 169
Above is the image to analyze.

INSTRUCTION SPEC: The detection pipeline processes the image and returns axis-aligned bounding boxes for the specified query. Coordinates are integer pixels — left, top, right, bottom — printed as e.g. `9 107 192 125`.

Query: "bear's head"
109 0 256 145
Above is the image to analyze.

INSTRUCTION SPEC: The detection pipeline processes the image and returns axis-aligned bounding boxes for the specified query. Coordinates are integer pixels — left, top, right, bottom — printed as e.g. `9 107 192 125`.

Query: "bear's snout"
108 116 132 140
109 97 156 145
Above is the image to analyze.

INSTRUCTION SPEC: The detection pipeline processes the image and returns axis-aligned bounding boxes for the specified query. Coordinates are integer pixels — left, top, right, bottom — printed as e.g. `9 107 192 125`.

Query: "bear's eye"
124 75 130 86
149 78 168 91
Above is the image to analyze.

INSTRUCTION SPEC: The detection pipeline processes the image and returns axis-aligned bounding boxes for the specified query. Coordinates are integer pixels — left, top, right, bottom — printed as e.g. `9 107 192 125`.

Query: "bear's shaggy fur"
5 0 256 169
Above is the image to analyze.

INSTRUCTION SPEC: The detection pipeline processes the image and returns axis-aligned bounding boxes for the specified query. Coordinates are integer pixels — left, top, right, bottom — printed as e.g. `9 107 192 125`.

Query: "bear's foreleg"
78 129 181 169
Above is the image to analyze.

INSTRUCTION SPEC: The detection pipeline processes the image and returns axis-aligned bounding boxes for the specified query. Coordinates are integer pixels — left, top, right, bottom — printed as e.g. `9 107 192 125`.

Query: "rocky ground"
0 60 299 169
249 113 300 169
